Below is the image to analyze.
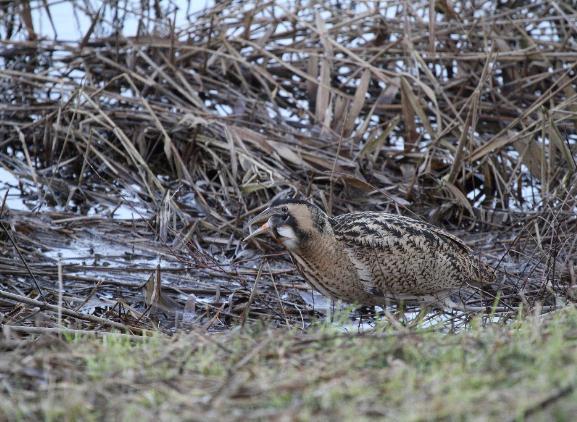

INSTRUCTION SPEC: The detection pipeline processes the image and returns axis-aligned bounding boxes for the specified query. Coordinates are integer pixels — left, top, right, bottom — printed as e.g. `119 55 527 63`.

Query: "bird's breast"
290 236 372 303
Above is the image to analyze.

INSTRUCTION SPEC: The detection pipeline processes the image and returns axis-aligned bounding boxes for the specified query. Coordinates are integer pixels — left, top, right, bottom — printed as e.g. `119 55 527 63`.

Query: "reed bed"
1 0 577 335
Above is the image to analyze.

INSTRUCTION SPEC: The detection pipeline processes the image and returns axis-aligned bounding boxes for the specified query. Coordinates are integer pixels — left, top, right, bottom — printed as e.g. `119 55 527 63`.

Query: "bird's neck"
294 233 353 277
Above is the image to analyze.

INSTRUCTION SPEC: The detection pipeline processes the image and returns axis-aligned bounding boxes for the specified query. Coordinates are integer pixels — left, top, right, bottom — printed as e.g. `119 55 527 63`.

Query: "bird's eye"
282 206 288 213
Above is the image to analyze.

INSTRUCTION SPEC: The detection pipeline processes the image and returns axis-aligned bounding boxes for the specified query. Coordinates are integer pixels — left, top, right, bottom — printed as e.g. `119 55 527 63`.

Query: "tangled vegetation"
1 0 577 419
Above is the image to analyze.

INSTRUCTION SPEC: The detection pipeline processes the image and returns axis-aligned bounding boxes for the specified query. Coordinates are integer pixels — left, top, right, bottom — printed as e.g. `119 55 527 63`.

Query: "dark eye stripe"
284 214 309 241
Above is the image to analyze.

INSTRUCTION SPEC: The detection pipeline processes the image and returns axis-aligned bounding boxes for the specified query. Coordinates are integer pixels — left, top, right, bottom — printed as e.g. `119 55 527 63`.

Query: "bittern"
243 198 495 308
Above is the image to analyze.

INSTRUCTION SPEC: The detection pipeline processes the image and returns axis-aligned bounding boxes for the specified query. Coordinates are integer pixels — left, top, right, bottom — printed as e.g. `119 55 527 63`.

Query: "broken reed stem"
2 324 151 340
1 1 576 330
241 261 264 330
268 261 291 327
0 221 47 302
58 260 63 333
0 289 150 335
446 89 479 184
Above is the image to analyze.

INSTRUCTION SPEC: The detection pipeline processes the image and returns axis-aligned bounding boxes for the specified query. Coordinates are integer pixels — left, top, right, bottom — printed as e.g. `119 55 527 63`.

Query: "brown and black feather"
246 200 495 306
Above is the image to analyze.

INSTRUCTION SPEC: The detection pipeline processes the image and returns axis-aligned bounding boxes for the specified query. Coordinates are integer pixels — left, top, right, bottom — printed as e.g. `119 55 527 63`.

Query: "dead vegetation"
0 0 577 337
2 307 577 420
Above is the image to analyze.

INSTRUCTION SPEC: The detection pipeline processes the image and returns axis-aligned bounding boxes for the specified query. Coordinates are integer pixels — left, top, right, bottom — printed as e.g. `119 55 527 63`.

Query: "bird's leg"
326 298 344 323
357 306 377 331
382 298 405 330
398 300 407 325
408 305 429 328
326 299 335 323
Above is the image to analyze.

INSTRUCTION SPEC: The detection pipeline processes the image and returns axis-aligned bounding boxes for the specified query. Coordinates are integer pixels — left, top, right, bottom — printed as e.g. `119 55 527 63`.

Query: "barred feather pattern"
289 211 495 306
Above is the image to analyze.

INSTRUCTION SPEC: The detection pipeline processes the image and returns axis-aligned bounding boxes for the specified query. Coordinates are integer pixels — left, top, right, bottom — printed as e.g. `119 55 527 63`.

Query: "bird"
243 198 495 309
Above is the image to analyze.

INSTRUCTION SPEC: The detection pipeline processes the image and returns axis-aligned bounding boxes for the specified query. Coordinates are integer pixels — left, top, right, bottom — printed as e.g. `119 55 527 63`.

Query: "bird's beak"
242 208 277 242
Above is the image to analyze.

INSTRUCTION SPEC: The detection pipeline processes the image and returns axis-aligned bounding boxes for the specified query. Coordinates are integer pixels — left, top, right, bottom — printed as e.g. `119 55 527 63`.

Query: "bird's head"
243 199 332 250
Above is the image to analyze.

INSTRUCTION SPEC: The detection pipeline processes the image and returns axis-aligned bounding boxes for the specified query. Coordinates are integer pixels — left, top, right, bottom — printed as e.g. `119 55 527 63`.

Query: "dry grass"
2 1 577 418
2 306 577 420
0 1 576 334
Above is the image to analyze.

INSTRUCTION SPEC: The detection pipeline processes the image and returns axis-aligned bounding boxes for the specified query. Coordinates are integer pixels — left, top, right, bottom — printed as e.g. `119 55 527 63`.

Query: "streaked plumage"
244 199 495 307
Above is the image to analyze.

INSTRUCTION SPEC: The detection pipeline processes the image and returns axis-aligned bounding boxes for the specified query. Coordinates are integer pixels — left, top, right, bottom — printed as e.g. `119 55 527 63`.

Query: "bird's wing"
332 212 485 295
331 212 472 253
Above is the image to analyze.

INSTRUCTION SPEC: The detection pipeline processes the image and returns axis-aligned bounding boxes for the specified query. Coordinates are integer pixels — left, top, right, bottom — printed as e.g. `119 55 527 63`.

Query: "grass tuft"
2 307 577 420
